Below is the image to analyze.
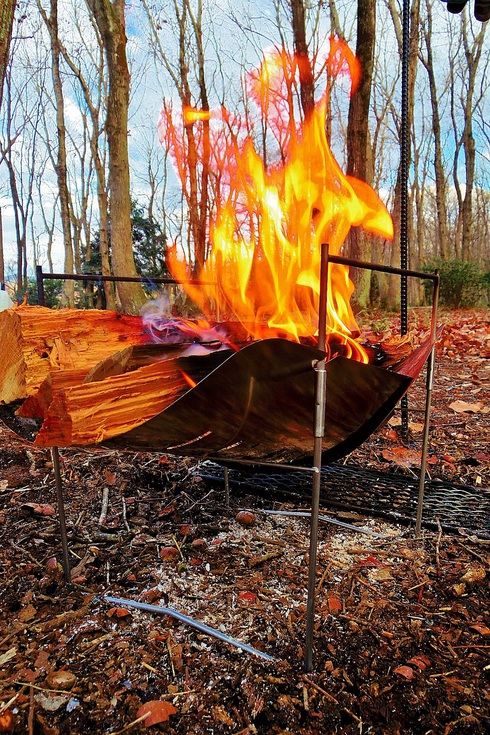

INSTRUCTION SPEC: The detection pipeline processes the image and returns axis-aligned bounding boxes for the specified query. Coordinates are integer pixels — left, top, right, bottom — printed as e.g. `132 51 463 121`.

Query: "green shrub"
422 259 484 308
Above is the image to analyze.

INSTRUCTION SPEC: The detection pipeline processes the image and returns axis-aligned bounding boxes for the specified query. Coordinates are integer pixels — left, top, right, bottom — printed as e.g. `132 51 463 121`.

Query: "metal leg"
224 466 230 508
51 446 71 582
415 346 436 537
305 243 329 671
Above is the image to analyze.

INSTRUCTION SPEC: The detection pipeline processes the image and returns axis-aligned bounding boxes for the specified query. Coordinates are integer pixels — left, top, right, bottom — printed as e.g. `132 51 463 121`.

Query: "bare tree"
37 0 76 305
86 0 146 312
345 0 377 308
419 0 450 260
0 0 16 109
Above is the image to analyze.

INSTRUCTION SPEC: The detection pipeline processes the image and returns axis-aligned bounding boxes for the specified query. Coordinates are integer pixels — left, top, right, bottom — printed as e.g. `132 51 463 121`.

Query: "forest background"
0 0 489 314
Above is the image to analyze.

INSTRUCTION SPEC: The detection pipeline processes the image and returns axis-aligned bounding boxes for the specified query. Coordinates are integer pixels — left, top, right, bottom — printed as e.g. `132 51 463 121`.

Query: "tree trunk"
0 0 15 109
88 0 146 312
345 0 376 310
291 0 315 119
38 0 75 306
421 0 449 260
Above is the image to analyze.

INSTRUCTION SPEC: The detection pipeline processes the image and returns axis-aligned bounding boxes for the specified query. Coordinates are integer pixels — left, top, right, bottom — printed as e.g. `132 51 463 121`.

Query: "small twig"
435 519 443 575
0 687 26 714
98 487 110 526
10 541 44 570
303 676 362 723
167 637 176 678
122 497 130 533
172 535 185 562
107 712 149 735
456 540 489 566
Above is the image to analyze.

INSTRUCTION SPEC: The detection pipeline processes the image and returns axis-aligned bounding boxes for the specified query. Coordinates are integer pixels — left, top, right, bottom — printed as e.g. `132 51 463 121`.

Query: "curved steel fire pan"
104 337 431 465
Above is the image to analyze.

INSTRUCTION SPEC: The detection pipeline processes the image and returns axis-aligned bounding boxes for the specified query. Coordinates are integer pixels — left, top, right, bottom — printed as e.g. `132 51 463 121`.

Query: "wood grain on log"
0 306 151 406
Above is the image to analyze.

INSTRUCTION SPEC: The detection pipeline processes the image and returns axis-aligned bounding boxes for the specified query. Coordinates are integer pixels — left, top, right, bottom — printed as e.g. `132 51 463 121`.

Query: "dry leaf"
0 709 14 733
19 603 37 622
470 622 490 636
34 693 68 712
460 566 486 584
407 654 431 671
22 503 56 516
327 595 342 613
46 670 77 690
0 648 16 666
449 400 483 414
394 665 414 680
136 700 178 726
107 607 131 619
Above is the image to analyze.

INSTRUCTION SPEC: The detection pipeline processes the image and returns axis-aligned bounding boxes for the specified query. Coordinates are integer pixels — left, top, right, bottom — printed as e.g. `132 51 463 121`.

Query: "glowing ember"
158 39 393 361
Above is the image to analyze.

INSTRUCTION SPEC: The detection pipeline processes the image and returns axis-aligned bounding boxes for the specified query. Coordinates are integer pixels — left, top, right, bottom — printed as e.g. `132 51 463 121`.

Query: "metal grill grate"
199 462 490 538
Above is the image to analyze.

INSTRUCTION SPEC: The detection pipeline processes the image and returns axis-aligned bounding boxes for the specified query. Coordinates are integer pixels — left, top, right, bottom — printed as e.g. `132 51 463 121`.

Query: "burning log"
0 302 437 464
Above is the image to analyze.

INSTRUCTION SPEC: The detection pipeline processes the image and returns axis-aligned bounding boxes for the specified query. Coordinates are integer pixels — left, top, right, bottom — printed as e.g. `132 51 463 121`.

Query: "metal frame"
36 250 439 670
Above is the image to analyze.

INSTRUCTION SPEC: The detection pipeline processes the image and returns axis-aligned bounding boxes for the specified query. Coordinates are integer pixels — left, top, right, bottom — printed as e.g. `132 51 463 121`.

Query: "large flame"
159 40 393 362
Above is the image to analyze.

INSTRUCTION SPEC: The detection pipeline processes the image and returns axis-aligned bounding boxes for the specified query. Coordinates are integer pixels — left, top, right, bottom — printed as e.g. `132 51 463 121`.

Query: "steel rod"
326 254 438 281
51 447 71 583
305 243 329 672
415 272 440 536
103 596 275 661
224 466 230 507
34 266 212 286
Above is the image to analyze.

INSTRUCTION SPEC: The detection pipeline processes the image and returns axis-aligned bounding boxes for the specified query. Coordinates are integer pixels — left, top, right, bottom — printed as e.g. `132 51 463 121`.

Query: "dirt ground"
0 308 489 735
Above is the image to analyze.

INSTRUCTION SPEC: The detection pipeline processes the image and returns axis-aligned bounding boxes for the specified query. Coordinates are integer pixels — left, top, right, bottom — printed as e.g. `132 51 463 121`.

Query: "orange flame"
159 40 393 362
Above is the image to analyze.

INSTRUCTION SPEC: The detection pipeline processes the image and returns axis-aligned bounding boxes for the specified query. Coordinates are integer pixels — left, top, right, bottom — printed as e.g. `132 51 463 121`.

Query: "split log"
34 358 190 447
0 305 151 406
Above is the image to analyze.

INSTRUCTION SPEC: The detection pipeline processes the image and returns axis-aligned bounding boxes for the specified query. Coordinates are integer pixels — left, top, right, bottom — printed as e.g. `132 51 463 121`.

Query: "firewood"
33 358 189 447
0 305 151 406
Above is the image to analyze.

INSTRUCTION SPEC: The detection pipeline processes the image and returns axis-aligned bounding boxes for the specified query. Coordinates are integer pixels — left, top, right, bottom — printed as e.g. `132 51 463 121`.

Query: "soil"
0 308 489 735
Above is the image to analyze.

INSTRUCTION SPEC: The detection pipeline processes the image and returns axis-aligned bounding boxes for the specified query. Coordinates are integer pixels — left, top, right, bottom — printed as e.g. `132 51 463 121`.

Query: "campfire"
0 41 438 465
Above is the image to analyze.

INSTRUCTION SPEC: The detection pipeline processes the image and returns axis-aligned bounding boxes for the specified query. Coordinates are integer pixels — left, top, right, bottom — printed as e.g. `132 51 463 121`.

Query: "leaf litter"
0 308 489 734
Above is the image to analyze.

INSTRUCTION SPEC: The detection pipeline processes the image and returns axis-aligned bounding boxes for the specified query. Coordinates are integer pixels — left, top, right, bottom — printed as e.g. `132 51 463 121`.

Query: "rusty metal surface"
106 338 413 464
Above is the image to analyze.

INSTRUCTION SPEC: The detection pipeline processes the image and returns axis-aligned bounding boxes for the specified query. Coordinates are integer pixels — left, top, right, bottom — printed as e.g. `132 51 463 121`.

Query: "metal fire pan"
106 337 414 465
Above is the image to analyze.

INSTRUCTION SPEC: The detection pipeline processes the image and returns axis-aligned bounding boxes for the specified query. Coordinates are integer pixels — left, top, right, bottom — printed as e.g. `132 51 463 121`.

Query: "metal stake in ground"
305 243 329 671
51 446 71 583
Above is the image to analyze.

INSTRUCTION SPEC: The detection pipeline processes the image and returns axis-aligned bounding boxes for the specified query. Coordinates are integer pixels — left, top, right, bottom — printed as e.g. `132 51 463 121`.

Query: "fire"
159 39 393 362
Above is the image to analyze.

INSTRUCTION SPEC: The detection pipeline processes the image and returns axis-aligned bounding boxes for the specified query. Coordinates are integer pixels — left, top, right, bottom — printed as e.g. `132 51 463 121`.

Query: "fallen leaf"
0 648 16 666
107 607 132 619
236 510 257 526
327 595 342 613
470 622 490 636
136 700 178 726
407 654 431 671
19 603 37 622
449 400 483 414
159 546 179 561
34 692 69 712
0 709 14 733
46 670 77 690
394 665 414 680
460 566 486 584
22 503 56 516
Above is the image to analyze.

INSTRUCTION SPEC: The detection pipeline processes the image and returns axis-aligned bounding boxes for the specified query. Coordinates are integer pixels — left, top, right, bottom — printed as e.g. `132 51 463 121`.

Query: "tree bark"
38 0 75 306
291 0 315 119
0 0 15 110
421 0 449 260
345 0 376 309
87 0 147 312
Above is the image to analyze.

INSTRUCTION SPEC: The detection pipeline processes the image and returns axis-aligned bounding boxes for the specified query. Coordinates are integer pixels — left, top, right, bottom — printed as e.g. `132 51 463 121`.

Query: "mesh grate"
199 462 490 538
